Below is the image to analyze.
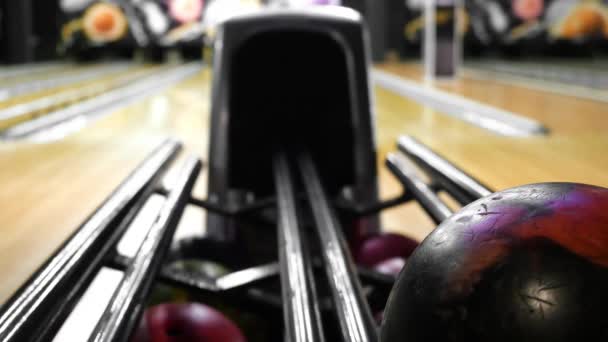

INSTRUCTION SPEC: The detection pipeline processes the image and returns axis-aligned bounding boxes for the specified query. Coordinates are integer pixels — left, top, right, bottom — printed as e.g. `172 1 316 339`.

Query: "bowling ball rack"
0 8 500 342
0 133 493 342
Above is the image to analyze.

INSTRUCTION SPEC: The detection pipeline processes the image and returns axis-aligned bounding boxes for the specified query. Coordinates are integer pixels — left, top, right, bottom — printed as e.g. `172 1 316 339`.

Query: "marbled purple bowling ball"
381 183 608 342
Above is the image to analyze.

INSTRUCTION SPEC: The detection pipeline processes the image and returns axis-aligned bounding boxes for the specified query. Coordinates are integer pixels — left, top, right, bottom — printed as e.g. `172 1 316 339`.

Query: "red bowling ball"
355 233 419 269
373 257 407 276
132 303 246 342
381 183 608 342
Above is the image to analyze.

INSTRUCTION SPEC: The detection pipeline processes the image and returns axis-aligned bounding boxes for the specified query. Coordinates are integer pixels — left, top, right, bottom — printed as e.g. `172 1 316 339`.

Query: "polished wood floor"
0 65 158 129
0 68 210 302
376 63 608 241
0 61 606 303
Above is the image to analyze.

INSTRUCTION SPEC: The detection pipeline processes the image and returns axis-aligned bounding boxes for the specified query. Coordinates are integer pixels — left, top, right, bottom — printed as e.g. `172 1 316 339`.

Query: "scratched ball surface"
381 183 608 342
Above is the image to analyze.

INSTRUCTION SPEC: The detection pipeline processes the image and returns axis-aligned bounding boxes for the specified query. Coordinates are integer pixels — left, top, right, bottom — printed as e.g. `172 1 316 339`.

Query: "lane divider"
0 63 134 101
0 68 162 128
0 62 67 79
372 69 548 137
464 67 608 104
467 61 608 90
0 63 202 141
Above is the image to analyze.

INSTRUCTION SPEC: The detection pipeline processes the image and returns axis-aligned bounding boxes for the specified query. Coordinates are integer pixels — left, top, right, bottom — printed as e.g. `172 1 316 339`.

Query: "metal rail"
89 156 201 342
397 135 492 205
187 194 278 216
189 191 406 218
373 70 548 137
0 64 133 101
0 62 66 79
298 153 378 342
386 152 453 224
1 63 202 141
274 153 324 342
163 260 279 292
109 254 283 312
0 68 157 123
0 138 181 342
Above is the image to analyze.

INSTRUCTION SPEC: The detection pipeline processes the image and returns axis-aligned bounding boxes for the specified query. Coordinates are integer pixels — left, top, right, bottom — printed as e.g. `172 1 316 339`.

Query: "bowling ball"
132 302 246 342
355 233 418 268
82 2 128 43
373 257 406 276
381 183 608 342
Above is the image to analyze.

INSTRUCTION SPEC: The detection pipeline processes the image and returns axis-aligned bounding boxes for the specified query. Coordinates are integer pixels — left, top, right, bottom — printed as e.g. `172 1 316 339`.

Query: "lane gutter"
0 68 160 124
0 63 203 142
372 69 549 137
464 67 608 104
0 63 134 101
0 62 67 79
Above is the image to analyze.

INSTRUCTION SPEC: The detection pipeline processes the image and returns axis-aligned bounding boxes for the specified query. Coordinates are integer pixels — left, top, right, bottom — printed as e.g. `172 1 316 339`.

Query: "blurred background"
1 0 607 64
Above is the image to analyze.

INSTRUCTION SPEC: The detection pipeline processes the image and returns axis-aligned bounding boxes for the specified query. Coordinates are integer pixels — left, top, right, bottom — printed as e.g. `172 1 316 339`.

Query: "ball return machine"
0 7 496 342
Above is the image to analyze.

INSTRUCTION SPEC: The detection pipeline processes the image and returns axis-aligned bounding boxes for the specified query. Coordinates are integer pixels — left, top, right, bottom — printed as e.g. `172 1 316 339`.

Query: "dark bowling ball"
132 302 246 342
355 233 419 268
381 183 608 342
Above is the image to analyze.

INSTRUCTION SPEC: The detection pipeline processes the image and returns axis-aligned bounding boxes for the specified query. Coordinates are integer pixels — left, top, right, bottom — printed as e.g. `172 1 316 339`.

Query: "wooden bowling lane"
466 59 608 91
0 63 146 108
0 62 70 84
377 63 608 134
0 64 142 114
2 59 606 306
0 63 114 89
374 62 608 241
0 67 210 303
0 65 164 130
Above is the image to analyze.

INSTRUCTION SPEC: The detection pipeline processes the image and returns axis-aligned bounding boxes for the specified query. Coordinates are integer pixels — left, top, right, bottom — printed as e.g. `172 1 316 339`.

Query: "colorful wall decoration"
59 0 207 53
58 0 608 57
399 0 608 57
